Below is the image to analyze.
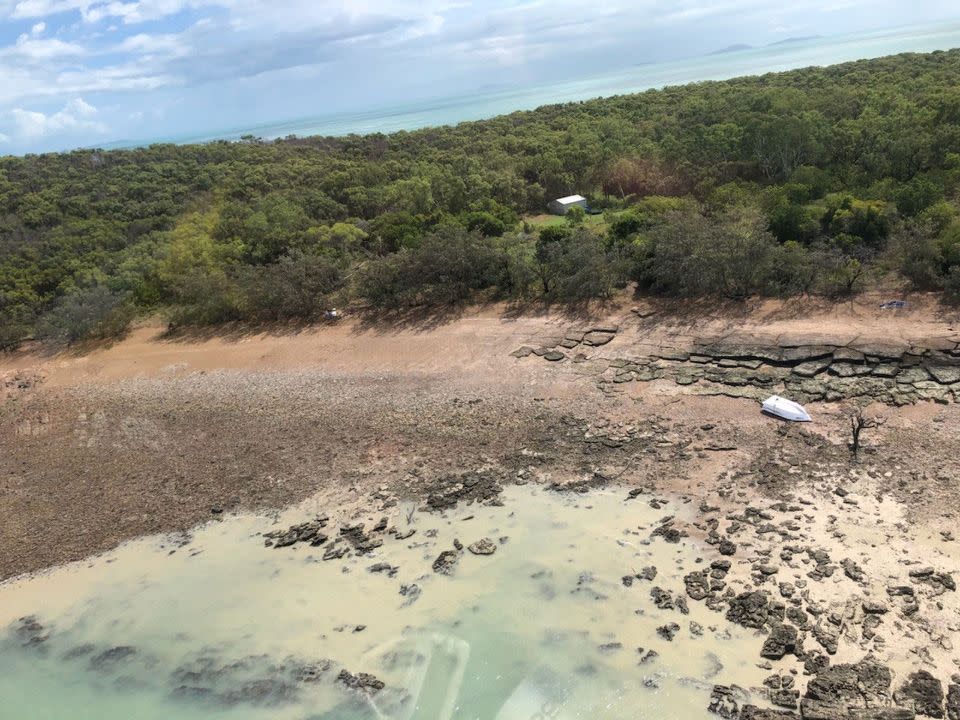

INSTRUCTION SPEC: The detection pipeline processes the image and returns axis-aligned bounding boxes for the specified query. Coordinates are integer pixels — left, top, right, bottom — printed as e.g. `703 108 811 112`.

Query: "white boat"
761 395 811 422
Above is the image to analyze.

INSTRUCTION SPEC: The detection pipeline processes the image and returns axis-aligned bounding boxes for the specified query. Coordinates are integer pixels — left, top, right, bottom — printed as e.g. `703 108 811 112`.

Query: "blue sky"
1 0 960 154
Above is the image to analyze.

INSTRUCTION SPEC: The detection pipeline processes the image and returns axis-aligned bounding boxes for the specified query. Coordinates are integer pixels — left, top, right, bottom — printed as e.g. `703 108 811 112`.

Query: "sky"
1 0 960 155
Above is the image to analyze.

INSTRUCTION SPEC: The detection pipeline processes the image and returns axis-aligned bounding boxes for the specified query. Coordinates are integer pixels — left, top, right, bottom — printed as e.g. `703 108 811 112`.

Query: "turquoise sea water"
114 22 960 149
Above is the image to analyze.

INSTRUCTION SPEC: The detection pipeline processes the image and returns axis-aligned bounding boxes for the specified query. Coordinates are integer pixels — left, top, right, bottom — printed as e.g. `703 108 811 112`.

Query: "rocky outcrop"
515 330 960 406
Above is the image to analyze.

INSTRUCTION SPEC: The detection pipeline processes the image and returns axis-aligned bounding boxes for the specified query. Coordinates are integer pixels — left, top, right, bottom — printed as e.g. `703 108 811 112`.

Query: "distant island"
709 43 754 55
769 34 823 46
709 35 824 56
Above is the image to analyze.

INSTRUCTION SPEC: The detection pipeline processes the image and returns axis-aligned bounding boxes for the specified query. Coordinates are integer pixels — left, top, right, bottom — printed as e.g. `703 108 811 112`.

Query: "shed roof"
554 194 587 204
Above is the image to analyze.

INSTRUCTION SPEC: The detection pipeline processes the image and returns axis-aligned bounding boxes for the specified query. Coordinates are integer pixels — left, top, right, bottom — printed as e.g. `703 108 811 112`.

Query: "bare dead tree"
846 406 886 460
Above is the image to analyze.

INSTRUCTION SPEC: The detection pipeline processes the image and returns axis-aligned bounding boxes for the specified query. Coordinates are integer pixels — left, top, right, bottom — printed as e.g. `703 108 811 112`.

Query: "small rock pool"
0 486 766 719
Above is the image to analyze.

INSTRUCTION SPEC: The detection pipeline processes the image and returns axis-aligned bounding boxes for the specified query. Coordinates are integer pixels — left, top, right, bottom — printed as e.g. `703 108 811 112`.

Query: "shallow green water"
0 486 765 719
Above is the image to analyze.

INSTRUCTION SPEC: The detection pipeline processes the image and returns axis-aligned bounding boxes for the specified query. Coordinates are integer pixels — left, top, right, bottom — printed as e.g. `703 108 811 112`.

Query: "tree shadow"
498 297 621 325
157 318 323 344
349 304 472 335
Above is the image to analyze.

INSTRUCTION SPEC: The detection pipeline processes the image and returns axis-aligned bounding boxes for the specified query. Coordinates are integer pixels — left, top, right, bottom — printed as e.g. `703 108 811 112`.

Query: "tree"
845 406 886 460
565 206 586 226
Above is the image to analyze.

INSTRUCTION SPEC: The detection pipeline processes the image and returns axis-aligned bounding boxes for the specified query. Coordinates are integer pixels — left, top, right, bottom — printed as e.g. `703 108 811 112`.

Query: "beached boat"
761 395 812 422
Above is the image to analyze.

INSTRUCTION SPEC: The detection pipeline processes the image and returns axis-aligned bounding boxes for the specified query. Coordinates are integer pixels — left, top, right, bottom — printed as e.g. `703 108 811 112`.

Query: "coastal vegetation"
3 49 960 347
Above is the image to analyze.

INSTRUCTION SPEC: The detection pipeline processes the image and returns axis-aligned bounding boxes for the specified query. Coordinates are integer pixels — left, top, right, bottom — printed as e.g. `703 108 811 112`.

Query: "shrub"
536 227 627 301
168 271 242 326
236 251 345 320
356 228 501 306
34 286 134 346
945 266 960 304
639 209 779 297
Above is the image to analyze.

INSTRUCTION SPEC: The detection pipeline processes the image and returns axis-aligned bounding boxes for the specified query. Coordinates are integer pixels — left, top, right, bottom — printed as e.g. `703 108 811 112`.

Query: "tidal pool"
0 486 766 719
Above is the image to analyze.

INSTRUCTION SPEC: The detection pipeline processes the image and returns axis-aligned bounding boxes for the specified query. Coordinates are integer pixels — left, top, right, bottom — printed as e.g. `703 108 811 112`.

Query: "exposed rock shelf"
513 330 960 405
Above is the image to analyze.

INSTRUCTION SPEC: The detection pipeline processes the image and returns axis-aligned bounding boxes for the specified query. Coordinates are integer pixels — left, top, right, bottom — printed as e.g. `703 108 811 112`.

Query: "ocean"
112 22 960 148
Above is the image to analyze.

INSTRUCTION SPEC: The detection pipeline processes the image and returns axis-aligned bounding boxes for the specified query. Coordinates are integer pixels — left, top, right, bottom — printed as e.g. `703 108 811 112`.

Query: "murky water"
0 487 765 719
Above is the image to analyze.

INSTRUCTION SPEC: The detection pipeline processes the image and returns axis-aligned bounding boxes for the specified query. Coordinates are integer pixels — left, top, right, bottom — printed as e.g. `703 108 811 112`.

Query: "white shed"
547 195 588 215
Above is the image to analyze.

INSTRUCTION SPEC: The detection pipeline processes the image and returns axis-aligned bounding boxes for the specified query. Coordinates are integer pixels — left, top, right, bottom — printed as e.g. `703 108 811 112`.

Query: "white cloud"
31 20 46 34
10 97 106 138
115 32 188 55
0 132 10 143
5 35 86 60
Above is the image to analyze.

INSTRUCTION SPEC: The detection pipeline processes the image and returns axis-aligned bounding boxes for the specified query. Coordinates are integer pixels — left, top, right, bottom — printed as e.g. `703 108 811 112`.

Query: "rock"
897 671 944 718
638 566 658 581
598 642 623 653
367 563 398 577
684 571 712 601
657 623 680 641
726 591 770 629
708 685 743 719
842 558 866 583
718 539 737 556
761 624 798 660
812 617 841 655
801 657 901 720
947 683 960 720
792 360 832 378
741 707 798 719
322 543 348 561
467 538 496 556
399 584 421 606
770 689 800 710
432 550 460 575
888 585 915 597
650 587 674 610
862 614 882 640
543 351 565 362
14 616 49 648
927 366 960 384
266 518 329 548
583 331 615 346
89 646 136 670
337 670 385 694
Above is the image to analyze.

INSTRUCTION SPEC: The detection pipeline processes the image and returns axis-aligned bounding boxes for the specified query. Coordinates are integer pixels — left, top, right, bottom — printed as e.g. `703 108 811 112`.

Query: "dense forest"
4 49 960 347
